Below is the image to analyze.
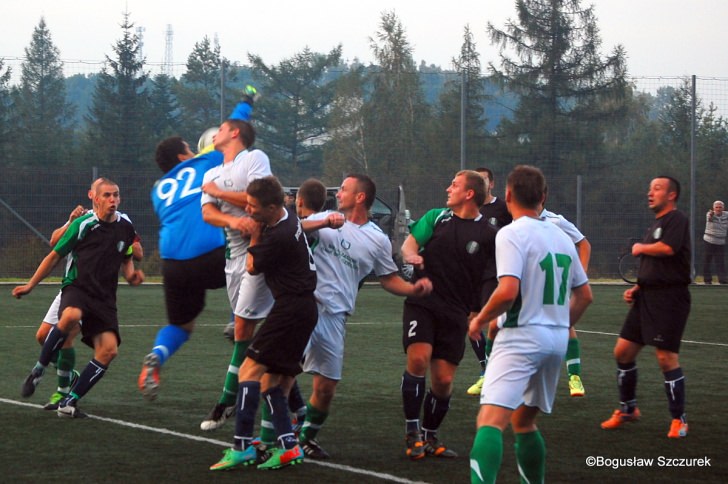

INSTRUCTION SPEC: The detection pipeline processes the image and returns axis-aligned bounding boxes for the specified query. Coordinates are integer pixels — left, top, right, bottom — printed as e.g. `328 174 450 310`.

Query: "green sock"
299 402 329 443
260 401 277 445
566 338 581 376
484 338 494 369
470 426 502 484
515 430 546 484
56 347 76 393
220 340 249 406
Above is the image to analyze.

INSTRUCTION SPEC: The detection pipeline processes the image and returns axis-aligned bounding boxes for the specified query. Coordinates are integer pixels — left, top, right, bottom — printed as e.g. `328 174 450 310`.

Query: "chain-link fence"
2 72 727 281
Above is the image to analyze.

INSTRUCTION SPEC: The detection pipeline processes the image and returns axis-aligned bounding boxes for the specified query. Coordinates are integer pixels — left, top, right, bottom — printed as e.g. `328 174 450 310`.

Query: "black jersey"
407 208 497 315
248 208 317 299
54 211 136 303
479 196 512 230
638 209 691 287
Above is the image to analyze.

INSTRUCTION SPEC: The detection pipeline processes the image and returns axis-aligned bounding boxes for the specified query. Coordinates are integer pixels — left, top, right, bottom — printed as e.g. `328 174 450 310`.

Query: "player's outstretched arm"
12 251 62 299
379 273 432 297
301 213 345 233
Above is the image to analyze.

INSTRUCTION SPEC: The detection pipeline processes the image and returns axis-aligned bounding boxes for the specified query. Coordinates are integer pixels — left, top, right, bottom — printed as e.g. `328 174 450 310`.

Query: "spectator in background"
702 200 728 284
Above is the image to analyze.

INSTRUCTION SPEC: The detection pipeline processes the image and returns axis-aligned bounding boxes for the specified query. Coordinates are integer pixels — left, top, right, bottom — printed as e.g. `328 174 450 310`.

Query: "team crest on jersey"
224 179 234 187
488 217 497 226
466 241 480 254
116 241 125 253
653 227 663 240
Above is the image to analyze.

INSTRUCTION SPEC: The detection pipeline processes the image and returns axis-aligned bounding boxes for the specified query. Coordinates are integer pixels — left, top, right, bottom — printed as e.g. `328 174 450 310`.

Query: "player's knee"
35 327 49 346
431 377 454 396
655 351 679 372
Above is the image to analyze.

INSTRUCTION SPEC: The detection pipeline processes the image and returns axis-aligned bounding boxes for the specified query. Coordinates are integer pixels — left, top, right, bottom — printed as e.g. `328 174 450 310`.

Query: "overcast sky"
2 0 727 78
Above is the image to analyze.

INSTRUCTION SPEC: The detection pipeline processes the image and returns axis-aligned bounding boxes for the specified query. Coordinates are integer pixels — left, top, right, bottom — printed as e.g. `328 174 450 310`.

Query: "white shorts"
42 291 63 325
225 254 274 320
302 308 346 380
42 290 83 326
480 325 568 414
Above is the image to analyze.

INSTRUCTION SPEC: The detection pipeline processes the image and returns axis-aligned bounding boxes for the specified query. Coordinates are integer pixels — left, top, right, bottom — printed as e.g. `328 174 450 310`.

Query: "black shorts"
620 286 691 353
162 247 226 325
402 301 467 365
246 294 318 376
59 285 120 348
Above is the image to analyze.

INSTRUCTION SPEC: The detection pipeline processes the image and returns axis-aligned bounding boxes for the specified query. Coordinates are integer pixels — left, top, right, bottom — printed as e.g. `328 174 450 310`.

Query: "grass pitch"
1 283 726 483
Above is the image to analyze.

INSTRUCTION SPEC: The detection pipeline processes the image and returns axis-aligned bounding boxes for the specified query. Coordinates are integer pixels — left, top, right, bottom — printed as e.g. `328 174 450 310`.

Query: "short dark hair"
506 165 546 209
456 170 487 206
225 119 256 148
298 178 327 212
247 176 284 208
155 136 186 173
345 173 376 209
656 175 681 201
474 167 494 183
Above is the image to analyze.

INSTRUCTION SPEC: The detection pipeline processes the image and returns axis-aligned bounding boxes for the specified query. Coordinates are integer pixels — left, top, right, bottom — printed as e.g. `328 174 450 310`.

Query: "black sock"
470 333 487 372
422 390 451 440
70 359 108 400
617 361 637 413
234 381 260 449
401 371 425 434
663 367 686 420
39 327 68 367
263 386 297 449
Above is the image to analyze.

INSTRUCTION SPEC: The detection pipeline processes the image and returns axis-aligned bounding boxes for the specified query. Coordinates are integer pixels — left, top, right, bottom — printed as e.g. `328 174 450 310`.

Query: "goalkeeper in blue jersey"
137 87 258 401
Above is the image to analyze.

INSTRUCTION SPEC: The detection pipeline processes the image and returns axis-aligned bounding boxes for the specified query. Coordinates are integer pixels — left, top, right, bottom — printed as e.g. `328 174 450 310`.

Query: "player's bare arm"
576 238 591 272
623 284 640 304
632 240 674 257
245 221 264 275
469 276 519 340
201 182 249 209
401 234 424 269
301 213 345 233
131 240 144 261
569 283 593 327
201 203 244 231
121 257 145 286
379 272 433 297
49 205 86 246
12 251 62 299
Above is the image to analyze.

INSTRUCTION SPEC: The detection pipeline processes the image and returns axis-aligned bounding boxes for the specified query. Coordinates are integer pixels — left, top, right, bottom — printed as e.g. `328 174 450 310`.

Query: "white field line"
3 323 727 347
0 397 428 484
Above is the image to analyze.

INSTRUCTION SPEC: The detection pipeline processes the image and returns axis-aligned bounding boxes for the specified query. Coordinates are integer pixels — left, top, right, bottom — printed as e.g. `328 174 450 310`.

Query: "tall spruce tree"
175 37 237 143
323 65 369 182
488 0 628 180
432 25 490 173
83 12 151 166
11 18 75 166
365 11 430 192
148 73 180 140
248 46 342 181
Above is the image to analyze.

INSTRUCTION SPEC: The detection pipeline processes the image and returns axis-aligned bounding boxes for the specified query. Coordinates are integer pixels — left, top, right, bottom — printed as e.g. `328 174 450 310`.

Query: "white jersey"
539 208 585 244
496 216 588 329
200 149 271 258
307 211 398 315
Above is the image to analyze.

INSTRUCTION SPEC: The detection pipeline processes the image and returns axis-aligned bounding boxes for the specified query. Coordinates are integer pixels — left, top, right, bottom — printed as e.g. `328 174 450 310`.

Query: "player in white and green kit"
294 175 432 459
468 165 593 484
